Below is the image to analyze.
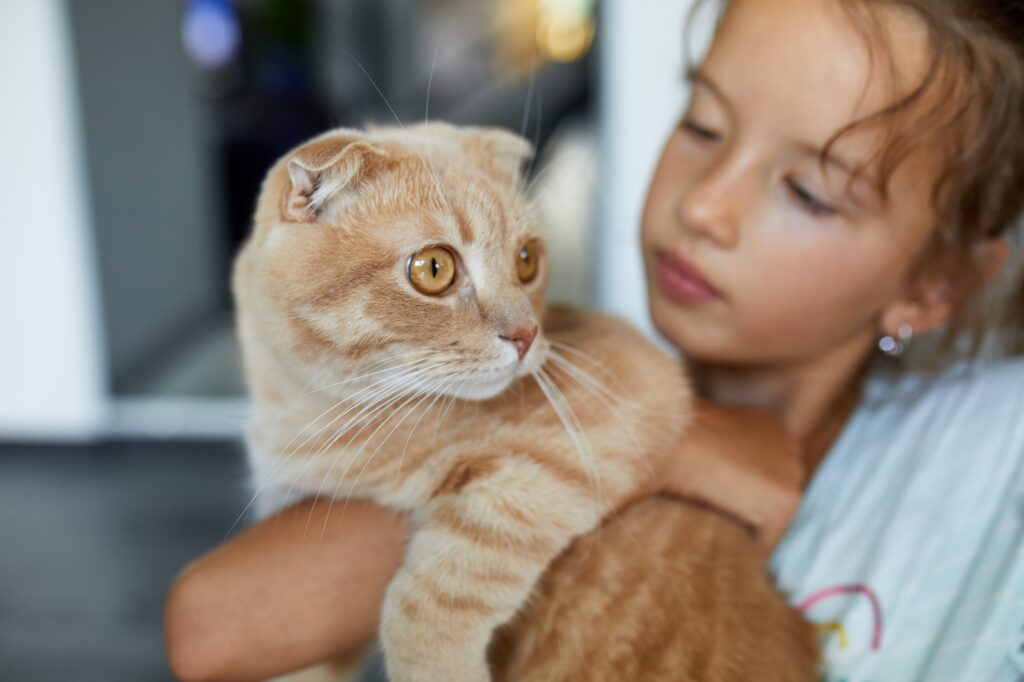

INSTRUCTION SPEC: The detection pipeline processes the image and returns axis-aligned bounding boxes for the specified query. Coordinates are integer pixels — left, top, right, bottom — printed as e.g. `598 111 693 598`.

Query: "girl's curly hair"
689 0 1024 369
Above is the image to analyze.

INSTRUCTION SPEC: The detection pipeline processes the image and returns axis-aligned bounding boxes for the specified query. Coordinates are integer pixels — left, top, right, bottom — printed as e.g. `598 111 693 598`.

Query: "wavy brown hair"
689 0 1024 368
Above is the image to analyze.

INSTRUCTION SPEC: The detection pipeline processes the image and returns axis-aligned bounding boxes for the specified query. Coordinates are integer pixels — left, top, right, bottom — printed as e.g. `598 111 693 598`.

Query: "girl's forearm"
164 498 410 682
659 397 804 552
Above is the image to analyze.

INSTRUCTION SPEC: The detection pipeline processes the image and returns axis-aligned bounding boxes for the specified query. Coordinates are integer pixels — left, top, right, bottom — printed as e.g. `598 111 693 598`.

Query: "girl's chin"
648 296 738 363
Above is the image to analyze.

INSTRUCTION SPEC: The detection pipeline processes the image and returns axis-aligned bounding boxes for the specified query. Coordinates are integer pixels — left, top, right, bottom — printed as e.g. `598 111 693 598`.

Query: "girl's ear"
878 238 1010 337
974 238 1010 286
284 133 390 222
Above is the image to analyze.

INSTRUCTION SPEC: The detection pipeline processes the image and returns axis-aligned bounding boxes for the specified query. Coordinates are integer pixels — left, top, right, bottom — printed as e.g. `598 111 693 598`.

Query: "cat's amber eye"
407 246 456 295
516 239 543 283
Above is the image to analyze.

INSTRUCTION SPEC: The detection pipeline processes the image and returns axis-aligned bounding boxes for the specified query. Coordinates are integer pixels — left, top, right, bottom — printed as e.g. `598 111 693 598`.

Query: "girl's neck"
692 333 872 477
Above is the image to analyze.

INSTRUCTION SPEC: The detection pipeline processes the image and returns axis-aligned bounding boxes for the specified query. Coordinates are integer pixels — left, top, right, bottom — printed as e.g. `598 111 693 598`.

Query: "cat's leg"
379 454 608 682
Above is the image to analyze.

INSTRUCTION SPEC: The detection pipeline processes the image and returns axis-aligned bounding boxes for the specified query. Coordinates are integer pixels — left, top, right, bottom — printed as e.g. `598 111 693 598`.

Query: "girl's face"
642 0 941 365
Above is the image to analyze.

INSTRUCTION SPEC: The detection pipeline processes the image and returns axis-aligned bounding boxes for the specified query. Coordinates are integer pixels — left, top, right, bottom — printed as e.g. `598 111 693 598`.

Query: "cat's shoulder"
543 304 654 347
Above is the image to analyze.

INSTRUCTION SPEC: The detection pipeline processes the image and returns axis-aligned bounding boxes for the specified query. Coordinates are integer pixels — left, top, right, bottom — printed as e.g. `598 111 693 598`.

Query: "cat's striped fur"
234 122 818 681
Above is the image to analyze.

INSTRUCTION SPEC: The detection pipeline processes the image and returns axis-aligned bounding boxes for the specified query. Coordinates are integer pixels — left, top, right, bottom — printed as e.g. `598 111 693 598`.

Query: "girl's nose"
674 157 750 250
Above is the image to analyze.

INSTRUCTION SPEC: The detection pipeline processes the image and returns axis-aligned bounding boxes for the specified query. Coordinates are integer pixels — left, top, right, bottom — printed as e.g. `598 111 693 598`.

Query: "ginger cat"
233 122 819 681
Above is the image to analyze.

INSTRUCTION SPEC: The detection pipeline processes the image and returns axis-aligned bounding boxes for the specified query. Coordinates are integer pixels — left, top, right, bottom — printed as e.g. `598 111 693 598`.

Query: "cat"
233 121 819 681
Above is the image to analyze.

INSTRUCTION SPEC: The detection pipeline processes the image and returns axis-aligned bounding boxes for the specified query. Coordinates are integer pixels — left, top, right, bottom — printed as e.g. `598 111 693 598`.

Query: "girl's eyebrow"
685 67 730 106
799 142 855 177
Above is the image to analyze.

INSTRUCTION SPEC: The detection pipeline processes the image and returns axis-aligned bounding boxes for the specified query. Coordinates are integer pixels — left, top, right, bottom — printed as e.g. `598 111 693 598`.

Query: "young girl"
165 0 1024 679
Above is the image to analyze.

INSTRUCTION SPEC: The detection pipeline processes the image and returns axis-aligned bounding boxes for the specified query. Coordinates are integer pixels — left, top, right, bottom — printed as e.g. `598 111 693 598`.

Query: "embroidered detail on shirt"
800 583 885 652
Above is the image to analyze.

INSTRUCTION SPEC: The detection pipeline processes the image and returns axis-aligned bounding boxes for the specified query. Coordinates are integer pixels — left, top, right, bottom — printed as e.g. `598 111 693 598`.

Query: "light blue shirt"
770 358 1024 681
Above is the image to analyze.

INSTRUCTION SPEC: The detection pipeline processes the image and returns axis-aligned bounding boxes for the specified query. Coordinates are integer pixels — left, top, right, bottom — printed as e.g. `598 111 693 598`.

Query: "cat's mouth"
448 336 547 401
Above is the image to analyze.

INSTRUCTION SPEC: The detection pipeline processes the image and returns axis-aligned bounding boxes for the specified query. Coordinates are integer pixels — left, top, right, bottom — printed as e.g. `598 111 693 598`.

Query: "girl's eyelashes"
785 178 837 217
680 119 722 143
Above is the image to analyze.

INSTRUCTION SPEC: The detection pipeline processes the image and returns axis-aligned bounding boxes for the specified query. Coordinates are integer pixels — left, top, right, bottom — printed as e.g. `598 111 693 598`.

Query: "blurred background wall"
0 2 706 680
0 0 704 443
68 0 224 396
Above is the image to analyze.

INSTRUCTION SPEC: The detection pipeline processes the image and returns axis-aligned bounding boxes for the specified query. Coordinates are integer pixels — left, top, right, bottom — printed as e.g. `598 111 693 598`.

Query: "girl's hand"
651 399 806 555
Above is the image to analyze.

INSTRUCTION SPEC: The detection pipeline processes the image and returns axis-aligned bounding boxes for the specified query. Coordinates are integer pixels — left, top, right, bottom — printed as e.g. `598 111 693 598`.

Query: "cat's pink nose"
500 324 538 360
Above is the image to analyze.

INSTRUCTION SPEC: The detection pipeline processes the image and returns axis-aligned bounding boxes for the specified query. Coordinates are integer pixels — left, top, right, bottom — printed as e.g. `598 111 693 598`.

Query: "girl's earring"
879 323 914 357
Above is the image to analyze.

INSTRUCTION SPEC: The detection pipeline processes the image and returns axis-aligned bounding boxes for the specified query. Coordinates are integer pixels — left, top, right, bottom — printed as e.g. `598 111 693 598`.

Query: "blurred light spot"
537 13 594 62
182 0 240 70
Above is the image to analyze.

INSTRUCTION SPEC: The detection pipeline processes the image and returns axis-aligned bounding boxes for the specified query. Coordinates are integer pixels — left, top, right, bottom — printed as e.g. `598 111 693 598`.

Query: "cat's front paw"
384 655 490 682
380 594 492 682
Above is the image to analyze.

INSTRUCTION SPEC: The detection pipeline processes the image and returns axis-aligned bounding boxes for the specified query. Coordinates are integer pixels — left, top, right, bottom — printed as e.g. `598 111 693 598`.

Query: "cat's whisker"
323 364 471 528
293 357 418 400
322 386 443 538
510 68 539 196
229 363 439 536
546 352 653 479
523 157 562 199
524 91 544 185
395 368 472 486
339 49 457 224
254 307 353 324
290 358 440 456
393 381 450 486
342 48 403 126
276 362 435 488
327 377 453 533
519 68 536 142
545 350 621 404
531 368 605 506
424 35 441 123
546 352 642 435
547 340 608 368
545 355 622 418
278 364 447 518
299 379 438 539
433 373 470 440
301 363 450 479
550 340 680 420
297 360 460 530
543 352 651 546
528 159 594 212
272 359 432 475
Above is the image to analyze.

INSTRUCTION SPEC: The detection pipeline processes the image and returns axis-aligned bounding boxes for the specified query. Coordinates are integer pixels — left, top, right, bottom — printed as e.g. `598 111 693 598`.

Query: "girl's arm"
164 498 410 682
653 398 805 552
164 401 802 681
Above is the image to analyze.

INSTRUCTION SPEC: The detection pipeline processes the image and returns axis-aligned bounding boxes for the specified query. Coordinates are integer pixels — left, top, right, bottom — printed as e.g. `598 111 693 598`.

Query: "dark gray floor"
0 440 249 682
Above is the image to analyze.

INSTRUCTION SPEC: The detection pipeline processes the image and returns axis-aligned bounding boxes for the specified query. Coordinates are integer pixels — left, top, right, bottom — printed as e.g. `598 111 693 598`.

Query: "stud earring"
879 323 914 357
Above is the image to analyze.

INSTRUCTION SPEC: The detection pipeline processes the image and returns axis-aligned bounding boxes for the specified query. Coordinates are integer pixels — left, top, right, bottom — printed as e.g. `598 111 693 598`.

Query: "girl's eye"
516 239 543 283
407 245 456 295
680 119 722 143
785 178 837 217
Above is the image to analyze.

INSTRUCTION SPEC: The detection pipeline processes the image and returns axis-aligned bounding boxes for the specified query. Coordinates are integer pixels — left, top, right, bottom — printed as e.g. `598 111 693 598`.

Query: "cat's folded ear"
463 127 534 181
284 134 390 222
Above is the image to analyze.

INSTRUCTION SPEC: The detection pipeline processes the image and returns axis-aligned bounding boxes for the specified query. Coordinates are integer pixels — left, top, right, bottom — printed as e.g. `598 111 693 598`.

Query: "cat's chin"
448 374 518 401
448 341 547 401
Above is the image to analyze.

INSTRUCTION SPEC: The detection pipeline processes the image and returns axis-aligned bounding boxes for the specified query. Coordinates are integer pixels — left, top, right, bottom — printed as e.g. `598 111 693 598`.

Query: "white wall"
0 1 108 439
597 0 713 337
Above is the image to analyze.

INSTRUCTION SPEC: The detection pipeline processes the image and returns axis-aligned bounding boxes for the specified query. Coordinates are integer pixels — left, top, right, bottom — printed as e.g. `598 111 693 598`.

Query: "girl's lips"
655 251 721 304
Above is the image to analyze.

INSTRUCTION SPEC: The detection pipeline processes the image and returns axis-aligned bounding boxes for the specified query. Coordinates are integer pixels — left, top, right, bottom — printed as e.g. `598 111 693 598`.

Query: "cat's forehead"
344 123 542 254
394 181 535 254
384 160 536 242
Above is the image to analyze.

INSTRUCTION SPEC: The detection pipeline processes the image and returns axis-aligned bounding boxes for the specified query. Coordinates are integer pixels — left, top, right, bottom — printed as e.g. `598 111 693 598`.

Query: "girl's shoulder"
771 356 1024 681
855 355 1024 447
